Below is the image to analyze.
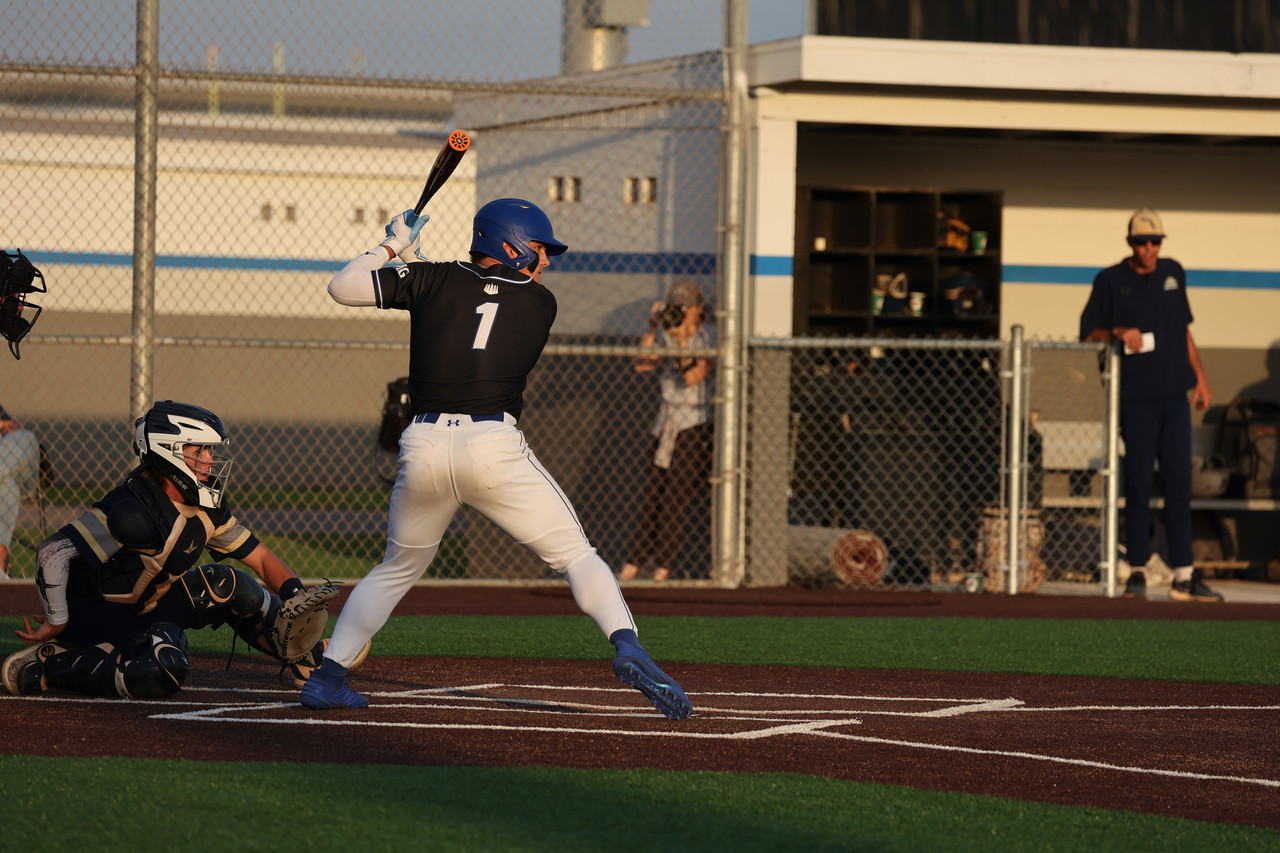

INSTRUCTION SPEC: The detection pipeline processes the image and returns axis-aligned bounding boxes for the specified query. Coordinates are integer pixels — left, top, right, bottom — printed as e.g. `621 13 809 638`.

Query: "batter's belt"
413 412 505 424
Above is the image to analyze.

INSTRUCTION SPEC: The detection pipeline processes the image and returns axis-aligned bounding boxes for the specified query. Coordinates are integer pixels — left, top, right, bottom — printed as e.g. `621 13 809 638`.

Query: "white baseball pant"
326 414 636 666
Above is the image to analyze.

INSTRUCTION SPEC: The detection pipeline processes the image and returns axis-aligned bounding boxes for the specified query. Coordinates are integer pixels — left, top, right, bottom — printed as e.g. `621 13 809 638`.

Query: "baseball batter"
302 199 692 719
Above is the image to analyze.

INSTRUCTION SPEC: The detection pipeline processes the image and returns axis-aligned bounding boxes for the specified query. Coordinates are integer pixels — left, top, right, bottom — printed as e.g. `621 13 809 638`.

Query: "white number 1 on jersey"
473 302 498 349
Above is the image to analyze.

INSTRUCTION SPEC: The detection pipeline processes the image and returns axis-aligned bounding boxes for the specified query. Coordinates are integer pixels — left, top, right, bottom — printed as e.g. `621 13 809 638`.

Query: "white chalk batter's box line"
8 685 1278 789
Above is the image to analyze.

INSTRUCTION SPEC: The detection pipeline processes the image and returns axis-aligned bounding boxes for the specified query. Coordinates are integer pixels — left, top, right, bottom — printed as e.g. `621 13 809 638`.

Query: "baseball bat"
413 130 471 216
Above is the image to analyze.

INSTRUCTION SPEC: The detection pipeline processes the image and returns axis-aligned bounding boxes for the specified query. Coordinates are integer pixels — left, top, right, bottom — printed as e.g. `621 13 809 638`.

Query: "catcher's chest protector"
90 480 216 611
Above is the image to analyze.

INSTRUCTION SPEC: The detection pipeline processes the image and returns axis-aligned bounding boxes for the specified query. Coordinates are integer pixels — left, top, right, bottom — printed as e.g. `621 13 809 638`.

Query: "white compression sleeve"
34 534 76 626
327 250 386 306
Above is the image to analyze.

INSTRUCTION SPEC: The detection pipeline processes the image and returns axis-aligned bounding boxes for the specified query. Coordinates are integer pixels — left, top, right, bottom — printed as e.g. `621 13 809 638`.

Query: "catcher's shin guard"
42 644 123 697
116 622 190 699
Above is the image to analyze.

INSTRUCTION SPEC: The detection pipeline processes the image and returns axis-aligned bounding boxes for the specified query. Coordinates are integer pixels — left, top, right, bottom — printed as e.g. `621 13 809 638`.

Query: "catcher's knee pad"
116 622 190 699
42 644 123 697
180 563 269 628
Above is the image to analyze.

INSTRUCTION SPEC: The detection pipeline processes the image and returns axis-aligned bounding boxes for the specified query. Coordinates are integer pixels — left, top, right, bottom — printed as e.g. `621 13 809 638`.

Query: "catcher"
2 400 358 699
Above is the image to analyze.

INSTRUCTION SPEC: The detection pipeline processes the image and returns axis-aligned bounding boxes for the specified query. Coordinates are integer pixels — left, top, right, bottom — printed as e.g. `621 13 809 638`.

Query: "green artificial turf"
1 756 1274 853
169 613 1280 686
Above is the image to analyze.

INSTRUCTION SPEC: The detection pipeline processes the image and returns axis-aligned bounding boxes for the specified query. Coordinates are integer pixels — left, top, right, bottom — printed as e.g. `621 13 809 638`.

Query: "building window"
549 176 581 203
377 207 390 223
284 205 297 222
260 204 273 221
352 207 365 224
625 176 658 204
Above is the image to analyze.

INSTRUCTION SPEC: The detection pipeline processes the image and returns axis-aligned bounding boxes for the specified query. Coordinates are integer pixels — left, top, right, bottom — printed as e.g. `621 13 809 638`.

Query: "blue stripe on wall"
750 255 792 276
750 257 1280 291
1002 264 1280 289
40 251 346 273
554 252 716 275
33 251 1280 290
39 250 718 276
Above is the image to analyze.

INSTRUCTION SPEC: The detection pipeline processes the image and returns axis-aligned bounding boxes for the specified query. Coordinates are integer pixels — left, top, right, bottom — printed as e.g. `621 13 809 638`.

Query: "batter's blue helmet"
471 198 568 270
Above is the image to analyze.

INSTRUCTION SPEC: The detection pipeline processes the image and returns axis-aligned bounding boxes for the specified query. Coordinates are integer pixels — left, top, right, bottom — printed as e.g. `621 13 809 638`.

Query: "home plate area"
155 681 1023 739
6 655 1278 827
159 672 1280 792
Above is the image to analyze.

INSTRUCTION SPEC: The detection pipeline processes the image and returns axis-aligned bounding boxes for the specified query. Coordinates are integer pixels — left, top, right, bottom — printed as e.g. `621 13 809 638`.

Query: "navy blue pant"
62 587 206 649
627 422 714 572
1120 393 1193 569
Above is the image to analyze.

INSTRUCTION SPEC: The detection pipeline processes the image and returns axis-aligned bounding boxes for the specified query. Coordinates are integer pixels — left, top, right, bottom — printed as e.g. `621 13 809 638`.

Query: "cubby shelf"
794 187 1003 337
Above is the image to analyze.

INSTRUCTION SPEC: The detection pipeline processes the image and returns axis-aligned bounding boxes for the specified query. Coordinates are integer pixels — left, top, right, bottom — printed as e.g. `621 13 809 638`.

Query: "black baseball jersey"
1079 257 1195 400
58 468 259 614
371 260 557 418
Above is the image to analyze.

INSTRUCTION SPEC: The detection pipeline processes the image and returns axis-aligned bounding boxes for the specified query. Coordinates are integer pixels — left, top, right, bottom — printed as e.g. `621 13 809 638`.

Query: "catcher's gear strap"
272 581 342 663
116 622 190 699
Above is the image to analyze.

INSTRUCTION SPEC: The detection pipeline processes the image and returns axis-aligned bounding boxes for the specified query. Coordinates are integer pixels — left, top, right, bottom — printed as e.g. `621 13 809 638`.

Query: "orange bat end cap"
448 130 471 151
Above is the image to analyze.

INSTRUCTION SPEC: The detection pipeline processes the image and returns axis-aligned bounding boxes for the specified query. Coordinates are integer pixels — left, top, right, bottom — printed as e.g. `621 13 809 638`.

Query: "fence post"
1006 325 1026 593
130 0 159 422
712 0 749 587
1102 340 1122 597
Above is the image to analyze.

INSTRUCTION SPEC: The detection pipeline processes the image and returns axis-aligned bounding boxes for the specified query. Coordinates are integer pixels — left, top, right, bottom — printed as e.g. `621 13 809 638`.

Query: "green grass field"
3 612 1278 851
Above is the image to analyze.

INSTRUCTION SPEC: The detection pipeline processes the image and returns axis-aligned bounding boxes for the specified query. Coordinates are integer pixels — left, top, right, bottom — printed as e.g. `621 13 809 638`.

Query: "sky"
4 1 808 78
748 1 806 43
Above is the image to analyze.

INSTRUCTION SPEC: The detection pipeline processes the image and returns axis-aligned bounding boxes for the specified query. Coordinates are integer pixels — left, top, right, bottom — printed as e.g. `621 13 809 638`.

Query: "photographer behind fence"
619 281 714 583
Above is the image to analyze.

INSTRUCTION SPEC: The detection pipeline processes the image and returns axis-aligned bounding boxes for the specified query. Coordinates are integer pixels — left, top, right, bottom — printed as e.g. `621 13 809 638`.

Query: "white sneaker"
1116 556 1132 584
1144 553 1175 586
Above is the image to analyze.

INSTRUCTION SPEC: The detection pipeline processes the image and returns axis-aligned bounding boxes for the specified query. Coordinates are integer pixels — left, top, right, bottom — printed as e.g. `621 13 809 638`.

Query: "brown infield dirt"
2 583 1278 830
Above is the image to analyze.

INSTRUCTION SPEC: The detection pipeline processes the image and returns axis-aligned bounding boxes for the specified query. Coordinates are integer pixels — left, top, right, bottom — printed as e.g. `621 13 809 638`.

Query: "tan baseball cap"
1128 208 1165 239
666 281 704 307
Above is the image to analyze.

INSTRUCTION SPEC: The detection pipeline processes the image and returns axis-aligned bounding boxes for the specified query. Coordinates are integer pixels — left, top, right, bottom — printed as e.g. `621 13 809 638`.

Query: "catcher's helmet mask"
471 198 567 270
133 400 233 509
1 249 47 360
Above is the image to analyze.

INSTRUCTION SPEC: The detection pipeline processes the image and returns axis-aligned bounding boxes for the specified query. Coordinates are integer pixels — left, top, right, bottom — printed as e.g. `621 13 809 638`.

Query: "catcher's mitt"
272 581 342 663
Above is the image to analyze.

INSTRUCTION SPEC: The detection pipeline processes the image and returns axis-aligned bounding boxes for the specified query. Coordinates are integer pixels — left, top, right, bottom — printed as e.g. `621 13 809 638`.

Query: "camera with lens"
660 302 687 329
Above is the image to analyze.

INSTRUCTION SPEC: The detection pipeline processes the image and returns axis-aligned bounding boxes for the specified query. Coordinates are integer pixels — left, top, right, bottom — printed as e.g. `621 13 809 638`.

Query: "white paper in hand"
1125 332 1155 355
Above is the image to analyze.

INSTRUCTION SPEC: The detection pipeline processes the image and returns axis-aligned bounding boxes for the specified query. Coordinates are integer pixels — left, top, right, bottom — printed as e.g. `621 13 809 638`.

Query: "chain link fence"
741 336 1115 594
3 2 1119 594
748 335 1121 596
1025 339 1114 590
745 337 1005 591
2 0 726 581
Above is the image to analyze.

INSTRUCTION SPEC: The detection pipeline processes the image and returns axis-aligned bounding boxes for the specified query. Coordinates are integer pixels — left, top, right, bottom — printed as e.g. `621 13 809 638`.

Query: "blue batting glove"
381 210 430 256
405 210 429 242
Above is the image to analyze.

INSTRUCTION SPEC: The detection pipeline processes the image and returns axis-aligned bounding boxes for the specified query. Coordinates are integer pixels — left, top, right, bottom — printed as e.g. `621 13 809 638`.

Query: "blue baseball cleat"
300 664 369 710
610 630 692 720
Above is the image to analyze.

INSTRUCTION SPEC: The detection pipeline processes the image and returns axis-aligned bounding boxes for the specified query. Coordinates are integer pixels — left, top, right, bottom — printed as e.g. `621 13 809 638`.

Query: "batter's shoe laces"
1123 570 1147 600
2 642 66 695
1169 569 1224 603
300 660 369 710
610 630 692 720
